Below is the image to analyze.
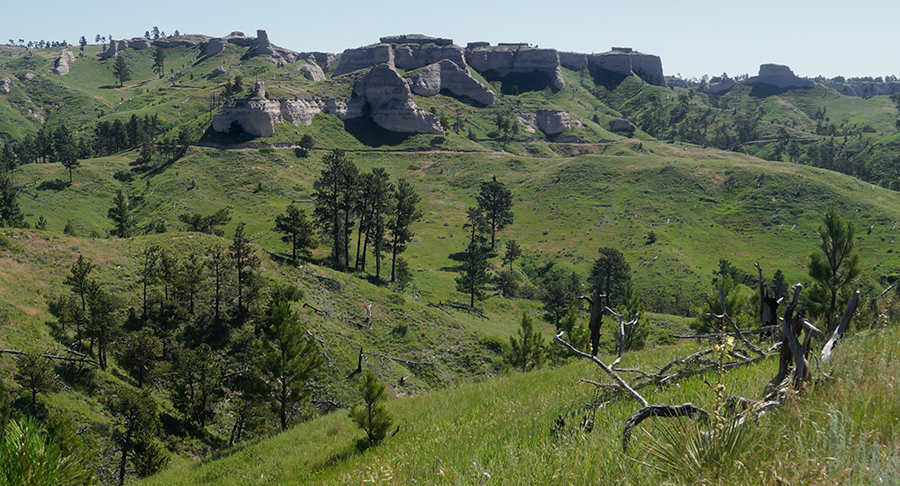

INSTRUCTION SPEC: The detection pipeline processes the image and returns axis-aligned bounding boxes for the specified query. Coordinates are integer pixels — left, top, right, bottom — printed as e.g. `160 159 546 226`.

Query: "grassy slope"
3 40 900 483
138 325 900 485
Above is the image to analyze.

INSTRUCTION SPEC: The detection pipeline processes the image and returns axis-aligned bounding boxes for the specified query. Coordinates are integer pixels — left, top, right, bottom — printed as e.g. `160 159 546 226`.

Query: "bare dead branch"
821 290 861 364
555 331 648 407
622 402 709 452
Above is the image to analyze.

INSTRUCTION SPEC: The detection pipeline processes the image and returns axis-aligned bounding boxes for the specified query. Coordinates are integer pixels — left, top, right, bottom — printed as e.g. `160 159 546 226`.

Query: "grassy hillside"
3 37 900 484
137 325 900 485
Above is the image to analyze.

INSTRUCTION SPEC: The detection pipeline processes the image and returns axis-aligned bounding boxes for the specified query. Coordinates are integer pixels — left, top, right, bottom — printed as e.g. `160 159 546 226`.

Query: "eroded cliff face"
588 48 666 87
352 64 443 134
407 60 497 106
744 64 814 90
465 45 565 92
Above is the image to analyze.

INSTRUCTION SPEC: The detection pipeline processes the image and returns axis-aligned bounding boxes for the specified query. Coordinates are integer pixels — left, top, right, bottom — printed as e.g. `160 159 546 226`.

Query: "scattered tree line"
312 149 423 285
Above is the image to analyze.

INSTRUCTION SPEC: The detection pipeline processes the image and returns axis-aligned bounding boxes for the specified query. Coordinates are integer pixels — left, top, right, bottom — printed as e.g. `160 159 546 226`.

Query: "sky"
3 0 898 80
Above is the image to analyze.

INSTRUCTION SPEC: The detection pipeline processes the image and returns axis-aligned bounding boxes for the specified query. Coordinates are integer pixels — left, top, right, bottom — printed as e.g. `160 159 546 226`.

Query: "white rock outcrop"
518 110 579 135
52 48 76 75
408 60 496 106
296 62 326 82
0 77 11 94
352 64 442 134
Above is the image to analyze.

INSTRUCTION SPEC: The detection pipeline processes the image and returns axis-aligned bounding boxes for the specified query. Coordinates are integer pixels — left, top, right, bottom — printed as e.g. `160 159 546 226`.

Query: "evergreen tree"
273 204 316 264
64 255 96 314
506 313 545 372
116 328 162 388
313 149 358 269
808 204 861 330
0 417 93 486
170 343 224 428
502 239 522 274
231 222 259 319
0 170 26 228
105 386 164 485
349 370 393 449
85 285 121 370
107 189 134 238
255 298 323 431
387 178 423 282
476 176 514 250
455 241 491 307
113 55 130 87
618 282 649 352
78 35 86 57
13 352 61 416
152 47 165 79
179 208 231 236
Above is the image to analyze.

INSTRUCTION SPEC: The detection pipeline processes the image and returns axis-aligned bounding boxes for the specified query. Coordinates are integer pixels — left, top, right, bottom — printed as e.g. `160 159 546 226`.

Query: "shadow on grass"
343 117 414 147
37 179 70 191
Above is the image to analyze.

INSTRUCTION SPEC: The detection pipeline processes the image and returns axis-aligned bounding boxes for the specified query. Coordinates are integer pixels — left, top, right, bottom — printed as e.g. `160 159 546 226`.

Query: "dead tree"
579 285 605 356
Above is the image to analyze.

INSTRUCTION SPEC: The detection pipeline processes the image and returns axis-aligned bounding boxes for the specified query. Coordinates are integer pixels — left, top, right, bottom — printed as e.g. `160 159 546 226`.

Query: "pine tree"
506 313 545 372
105 386 164 485
255 299 323 431
455 241 491 307
476 176 514 250
349 370 393 449
388 178 423 282
13 353 61 415
107 189 134 238
273 204 316 264
113 55 130 87
230 222 259 318
152 47 165 79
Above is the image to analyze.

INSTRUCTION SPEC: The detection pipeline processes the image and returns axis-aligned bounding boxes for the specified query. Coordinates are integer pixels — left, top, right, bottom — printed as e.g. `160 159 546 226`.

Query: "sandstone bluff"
210 33 668 137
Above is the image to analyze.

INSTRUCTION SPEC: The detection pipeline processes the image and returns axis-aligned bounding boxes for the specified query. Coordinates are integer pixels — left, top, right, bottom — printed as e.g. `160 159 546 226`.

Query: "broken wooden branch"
0 349 100 367
622 402 709 452
821 290 861 364
302 302 329 318
426 302 453 316
555 331 647 407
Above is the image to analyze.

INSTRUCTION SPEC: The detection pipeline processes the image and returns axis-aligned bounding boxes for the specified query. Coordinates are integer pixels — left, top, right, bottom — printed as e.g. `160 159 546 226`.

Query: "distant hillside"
2 29 900 485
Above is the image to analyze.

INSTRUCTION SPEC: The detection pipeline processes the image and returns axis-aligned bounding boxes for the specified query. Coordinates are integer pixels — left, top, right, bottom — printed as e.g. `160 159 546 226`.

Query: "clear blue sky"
3 0 898 80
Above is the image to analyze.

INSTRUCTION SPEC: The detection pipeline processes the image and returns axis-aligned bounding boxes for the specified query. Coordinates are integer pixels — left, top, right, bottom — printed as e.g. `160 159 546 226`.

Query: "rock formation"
464 44 565 91
589 48 666 86
52 48 76 75
128 38 152 50
296 62 326 82
334 44 395 76
743 64 814 90
203 38 227 57
702 79 735 94
0 77 11 94
16 72 36 81
517 110 580 135
207 66 227 79
298 52 336 71
352 64 442 134
241 29 297 65
609 118 636 134
408 60 496 106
